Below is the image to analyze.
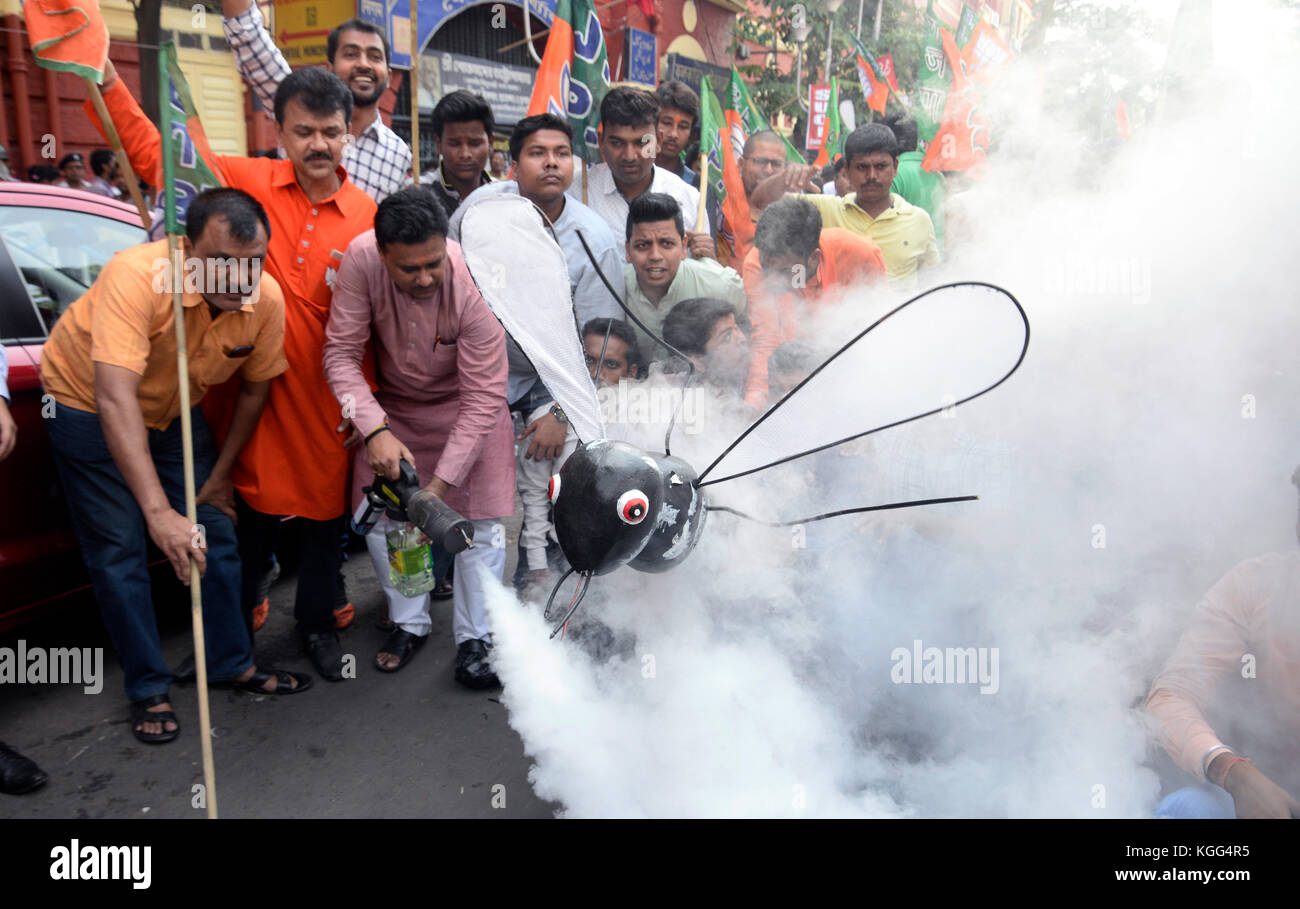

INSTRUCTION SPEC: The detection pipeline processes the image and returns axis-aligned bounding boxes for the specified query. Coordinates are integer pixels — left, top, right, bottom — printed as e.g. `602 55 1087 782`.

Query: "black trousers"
235 494 344 638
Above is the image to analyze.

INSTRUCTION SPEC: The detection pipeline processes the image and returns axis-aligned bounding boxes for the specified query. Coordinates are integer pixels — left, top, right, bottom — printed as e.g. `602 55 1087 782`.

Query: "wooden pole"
497 0 626 54
85 80 151 230
167 233 217 818
694 152 708 233
410 0 420 181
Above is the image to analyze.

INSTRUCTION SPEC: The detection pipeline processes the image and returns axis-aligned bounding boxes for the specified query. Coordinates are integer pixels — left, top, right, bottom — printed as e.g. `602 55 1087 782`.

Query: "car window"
0 205 145 336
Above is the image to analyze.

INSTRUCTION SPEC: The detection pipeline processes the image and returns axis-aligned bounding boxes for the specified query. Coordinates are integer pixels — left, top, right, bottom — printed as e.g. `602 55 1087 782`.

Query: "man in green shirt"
622 192 748 359
885 113 946 253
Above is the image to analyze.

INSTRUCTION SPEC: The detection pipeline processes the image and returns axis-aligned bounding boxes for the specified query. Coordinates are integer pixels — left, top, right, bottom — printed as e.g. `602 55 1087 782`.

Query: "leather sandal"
213 667 313 695
130 693 180 744
375 628 428 673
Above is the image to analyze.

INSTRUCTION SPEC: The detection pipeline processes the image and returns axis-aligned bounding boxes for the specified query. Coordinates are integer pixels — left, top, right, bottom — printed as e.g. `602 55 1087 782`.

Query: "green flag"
956 3 979 47
813 78 842 168
159 42 226 235
698 75 729 206
567 0 612 164
915 3 951 145
728 67 803 163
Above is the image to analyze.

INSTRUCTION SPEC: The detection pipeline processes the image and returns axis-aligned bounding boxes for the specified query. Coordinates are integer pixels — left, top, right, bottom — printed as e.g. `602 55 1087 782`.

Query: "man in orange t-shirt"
87 61 378 680
741 196 887 408
39 189 313 742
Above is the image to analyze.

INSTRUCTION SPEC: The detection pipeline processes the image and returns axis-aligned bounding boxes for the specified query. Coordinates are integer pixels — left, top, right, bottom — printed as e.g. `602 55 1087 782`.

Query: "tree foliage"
729 0 925 123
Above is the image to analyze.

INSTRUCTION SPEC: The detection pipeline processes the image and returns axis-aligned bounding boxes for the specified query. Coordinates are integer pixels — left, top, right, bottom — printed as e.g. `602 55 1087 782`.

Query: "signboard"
417 50 536 128
624 26 656 87
805 83 831 150
272 0 356 64
662 52 730 109
386 0 556 69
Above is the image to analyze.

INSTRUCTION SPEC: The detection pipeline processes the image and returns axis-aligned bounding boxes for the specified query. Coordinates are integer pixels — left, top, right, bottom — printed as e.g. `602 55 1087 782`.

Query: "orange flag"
527 0 575 120
23 0 109 83
960 20 1013 85
921 27 989 173
1115 96 1132 140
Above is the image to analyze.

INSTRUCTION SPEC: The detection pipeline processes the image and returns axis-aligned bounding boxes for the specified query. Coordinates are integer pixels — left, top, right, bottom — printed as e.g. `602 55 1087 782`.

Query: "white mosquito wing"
456 192 604 444
696 282 1030 488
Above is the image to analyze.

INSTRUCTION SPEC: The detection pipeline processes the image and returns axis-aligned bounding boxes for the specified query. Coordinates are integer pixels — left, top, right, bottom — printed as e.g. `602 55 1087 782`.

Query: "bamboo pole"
410 0 420 181
497 0 626 55
167 233 217 818
694 152 708 233
84 80 151 229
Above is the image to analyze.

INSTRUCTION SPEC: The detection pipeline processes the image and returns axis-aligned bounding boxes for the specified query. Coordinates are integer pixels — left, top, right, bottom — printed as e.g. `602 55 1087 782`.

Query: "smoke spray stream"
484 0 1299 817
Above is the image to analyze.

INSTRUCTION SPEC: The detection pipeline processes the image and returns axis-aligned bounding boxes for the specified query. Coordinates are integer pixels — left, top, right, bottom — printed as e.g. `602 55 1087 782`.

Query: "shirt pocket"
426 339 459 382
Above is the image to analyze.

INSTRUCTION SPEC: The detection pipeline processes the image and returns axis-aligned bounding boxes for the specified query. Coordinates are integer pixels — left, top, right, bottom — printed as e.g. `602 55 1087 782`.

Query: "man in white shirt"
567 87 714 262
449 113 622 594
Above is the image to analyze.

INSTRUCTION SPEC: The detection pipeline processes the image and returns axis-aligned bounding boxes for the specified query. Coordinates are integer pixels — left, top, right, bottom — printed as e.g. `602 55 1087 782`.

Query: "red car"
0 183 147 629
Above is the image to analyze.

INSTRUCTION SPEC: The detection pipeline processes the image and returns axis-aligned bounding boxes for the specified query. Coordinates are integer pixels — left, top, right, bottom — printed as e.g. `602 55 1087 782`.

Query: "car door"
0 198 145 628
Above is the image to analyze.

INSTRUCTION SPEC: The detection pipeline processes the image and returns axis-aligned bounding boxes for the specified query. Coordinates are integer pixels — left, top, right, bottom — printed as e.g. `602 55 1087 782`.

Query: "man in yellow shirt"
750 124 940 290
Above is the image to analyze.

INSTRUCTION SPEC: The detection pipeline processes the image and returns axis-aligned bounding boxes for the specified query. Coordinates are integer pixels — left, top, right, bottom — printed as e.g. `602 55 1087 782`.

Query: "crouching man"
324 187 514 687
39 188 312 745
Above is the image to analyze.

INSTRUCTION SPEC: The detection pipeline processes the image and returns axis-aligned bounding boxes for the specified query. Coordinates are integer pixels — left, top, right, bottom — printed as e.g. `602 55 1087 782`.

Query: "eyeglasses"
748 156 785 171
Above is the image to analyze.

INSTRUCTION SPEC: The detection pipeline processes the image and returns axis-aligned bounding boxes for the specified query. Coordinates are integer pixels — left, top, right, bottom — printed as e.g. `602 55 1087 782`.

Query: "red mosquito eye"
617 489 648 525
548 474 561 503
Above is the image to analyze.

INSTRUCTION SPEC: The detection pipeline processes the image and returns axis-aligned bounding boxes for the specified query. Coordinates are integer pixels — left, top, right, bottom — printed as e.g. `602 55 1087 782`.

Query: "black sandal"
213 667 313 695
130 694 180 744
375 628 427 673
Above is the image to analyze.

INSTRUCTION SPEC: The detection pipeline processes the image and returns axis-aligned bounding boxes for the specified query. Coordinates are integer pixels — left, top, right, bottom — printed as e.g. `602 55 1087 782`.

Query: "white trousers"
517 402 578 572
365 516 506 644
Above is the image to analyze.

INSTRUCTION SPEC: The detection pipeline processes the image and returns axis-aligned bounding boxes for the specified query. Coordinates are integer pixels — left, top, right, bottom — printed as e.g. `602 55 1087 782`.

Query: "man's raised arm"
81 60 164 188
222 0 293 116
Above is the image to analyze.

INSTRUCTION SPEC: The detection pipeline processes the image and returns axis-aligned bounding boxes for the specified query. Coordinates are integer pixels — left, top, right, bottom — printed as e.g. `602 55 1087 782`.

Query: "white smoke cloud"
485 0 1299 817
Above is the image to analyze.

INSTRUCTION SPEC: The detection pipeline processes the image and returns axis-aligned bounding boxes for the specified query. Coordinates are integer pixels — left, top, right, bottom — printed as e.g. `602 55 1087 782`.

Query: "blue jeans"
47 402 253 702
1154 784 1236 819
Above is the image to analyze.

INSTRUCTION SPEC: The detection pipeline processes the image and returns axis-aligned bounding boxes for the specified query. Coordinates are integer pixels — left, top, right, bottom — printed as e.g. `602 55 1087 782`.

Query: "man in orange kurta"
87 61 378 679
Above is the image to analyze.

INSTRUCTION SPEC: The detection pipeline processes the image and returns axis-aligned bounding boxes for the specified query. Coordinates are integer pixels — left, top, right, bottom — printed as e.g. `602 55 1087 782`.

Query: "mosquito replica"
455 193 1030 635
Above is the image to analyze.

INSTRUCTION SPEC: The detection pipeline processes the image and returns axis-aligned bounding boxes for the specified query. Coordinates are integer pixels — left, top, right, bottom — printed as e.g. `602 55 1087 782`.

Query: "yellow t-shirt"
801 192 940 290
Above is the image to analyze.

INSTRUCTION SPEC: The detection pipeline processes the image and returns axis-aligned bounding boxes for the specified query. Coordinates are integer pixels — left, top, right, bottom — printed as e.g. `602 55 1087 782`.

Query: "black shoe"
300 631 345 682
454 639 499 689
0 742 49 794
375 628 427 673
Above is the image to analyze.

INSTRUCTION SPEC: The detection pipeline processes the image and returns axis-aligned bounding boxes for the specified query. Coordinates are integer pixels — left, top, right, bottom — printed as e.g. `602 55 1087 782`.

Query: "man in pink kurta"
323 187 514 687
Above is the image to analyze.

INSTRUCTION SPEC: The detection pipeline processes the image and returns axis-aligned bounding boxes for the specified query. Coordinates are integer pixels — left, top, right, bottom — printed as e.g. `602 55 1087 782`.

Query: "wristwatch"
549 403 568 424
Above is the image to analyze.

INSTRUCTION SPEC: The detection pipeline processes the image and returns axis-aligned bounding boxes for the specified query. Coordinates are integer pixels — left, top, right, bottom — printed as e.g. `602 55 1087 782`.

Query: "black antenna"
706 495 979 526
695 282 1030 488
574 228 696 457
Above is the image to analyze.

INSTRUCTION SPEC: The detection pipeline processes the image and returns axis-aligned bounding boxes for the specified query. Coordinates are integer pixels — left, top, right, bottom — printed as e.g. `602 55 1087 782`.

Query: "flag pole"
84 80 151 230
694 152 708 233
167 232 218 819
410 0 420 181
159 42 217 819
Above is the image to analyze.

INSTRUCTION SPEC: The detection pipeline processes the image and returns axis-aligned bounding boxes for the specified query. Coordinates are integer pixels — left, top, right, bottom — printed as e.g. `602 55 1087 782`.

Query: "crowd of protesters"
1 3 1293 822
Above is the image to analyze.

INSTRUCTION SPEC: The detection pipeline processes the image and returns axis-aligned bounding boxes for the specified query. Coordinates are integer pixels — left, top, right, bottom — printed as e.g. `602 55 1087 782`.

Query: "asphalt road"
0 510 558 819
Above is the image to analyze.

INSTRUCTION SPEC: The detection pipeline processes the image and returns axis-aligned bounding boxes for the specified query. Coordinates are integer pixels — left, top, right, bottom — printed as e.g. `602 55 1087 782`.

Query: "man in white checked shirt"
221 0 411 203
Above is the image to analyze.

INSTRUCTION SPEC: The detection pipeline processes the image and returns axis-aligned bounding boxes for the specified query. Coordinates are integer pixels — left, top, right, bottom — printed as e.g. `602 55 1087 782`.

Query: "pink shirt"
1146 551 1300 783
323 231 515 519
